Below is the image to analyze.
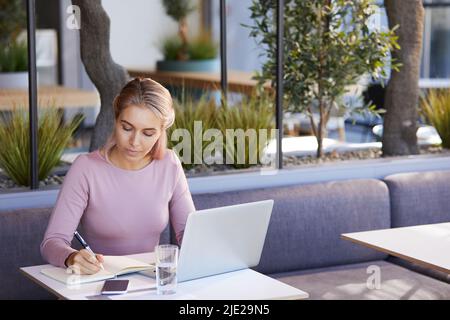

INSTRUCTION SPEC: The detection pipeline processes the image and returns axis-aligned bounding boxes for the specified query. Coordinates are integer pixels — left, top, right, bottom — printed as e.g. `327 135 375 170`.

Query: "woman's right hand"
65 249 104 275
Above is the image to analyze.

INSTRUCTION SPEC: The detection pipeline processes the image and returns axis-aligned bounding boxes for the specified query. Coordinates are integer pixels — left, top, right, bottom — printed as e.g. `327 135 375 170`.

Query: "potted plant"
157 0 219 72
420 89 450 149
167 89 275 171
0 105 84 188
0 0 28 88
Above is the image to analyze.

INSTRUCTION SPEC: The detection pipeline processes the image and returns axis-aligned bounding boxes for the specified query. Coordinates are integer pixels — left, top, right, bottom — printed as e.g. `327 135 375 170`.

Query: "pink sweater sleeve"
40 156 89 267
169 155 196 245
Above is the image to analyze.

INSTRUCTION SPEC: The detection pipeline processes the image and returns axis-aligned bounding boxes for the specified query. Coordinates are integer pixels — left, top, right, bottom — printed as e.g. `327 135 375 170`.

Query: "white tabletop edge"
341 222 450 274
20 253 309 300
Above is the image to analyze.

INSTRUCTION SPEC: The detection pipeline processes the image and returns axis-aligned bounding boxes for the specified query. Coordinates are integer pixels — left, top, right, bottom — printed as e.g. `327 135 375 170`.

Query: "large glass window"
422 6 450 78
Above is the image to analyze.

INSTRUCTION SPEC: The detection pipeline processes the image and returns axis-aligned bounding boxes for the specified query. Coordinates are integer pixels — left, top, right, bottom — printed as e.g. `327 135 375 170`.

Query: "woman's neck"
107 145 152 171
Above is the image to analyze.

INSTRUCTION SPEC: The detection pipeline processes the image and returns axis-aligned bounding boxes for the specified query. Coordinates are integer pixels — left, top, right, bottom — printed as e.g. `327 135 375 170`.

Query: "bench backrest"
384 170 450 227
192 179 390 274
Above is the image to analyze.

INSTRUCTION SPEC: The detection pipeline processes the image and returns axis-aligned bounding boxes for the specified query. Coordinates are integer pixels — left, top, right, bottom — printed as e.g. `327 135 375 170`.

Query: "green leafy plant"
162 36 183 61
217 91 275 169
247 0 400 158
0 41 27 72
187 34 218 60
0 0 26 46
162 34 218 61
168 89 275 170
0 106 84 187
167 91 219 169
0 0 27 73
420 89 450 149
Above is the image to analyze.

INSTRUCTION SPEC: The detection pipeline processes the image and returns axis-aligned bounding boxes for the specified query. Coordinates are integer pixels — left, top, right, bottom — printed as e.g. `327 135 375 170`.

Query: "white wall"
102 0 201 70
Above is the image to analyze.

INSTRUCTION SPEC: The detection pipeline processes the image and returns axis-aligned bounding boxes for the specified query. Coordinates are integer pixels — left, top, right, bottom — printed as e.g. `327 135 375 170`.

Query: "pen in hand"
74 231 105 270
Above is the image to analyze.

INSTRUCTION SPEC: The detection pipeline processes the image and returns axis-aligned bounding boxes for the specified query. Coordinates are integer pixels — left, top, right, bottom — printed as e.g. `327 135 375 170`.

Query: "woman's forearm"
40 237 77 268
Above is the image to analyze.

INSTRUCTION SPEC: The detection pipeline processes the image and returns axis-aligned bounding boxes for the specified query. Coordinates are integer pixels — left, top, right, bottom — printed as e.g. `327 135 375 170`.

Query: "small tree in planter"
162 0 196 61
159 0 218 71
0 0 25 45
248 0 400 158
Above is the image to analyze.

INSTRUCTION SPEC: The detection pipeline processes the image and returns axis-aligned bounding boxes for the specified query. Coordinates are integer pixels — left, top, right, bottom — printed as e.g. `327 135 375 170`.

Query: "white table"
20 252 309 300
341 222 450 274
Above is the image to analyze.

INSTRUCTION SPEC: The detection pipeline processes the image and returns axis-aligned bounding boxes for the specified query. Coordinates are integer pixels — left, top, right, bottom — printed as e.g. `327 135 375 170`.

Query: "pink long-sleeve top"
40 147 195 268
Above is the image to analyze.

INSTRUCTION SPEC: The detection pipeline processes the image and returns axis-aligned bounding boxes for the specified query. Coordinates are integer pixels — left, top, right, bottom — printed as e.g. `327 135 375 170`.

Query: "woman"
40 77 195 275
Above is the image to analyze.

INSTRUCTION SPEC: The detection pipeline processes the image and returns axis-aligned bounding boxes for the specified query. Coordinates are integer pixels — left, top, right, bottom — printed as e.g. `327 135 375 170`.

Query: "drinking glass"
155 244 178 295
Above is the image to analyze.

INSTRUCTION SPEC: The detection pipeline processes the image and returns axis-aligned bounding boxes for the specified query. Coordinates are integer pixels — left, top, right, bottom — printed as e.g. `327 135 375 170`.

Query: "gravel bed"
1 146 449 191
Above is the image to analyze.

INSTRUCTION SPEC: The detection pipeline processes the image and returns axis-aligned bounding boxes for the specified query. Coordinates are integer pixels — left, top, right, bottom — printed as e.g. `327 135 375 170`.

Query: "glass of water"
155 244 178 295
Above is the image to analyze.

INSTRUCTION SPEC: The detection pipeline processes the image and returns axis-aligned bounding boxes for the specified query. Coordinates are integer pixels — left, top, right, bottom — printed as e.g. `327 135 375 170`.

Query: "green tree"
0 0 26 46
0 0 28 73
162 0 196 61
248 0 399 158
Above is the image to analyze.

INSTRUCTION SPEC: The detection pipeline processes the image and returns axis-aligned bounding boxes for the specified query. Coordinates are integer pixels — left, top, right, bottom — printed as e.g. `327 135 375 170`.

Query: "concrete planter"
156 59 220 72
0 71 28 89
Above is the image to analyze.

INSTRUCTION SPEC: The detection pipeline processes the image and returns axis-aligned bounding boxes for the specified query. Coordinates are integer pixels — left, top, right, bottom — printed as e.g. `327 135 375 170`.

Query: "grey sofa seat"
271 260 450 300
0 208 57 300
193 179 390 274
0 206 171 300
387 256 450 284
3 172 449 299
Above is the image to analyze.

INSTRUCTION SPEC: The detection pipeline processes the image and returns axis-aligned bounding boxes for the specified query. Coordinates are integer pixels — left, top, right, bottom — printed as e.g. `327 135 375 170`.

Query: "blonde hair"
105 77 175 160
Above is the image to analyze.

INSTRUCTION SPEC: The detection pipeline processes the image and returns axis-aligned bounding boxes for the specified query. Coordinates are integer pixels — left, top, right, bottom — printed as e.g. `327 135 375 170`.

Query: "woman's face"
113 104 163 162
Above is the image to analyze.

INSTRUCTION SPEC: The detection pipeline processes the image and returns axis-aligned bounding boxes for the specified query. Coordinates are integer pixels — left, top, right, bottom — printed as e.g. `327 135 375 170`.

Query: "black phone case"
101 279 129 294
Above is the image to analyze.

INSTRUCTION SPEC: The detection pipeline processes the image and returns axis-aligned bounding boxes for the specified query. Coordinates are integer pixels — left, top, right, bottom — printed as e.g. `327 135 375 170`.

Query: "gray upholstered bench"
383 170 450 285
0 207 171 300
0 208 58 299
192 177 450 300
271 260 450 300
2 172 449 299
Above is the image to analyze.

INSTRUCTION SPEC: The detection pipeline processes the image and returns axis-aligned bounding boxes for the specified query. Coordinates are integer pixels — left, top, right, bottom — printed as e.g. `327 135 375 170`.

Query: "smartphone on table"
101 279 129 295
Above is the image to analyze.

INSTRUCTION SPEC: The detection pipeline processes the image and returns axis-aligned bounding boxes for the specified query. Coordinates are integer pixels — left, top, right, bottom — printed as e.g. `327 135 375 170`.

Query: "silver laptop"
176 199 274 282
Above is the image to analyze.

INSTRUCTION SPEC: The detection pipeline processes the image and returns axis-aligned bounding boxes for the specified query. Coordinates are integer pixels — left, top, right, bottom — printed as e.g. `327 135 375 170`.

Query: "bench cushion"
271 260 450 300
192 179 391 274
387 256 450 284
0 208 57 299
0 206 171 299
384 170 450 227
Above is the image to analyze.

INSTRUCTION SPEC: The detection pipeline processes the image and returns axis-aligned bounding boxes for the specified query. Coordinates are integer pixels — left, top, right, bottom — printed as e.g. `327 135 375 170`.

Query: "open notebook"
40 255 155 285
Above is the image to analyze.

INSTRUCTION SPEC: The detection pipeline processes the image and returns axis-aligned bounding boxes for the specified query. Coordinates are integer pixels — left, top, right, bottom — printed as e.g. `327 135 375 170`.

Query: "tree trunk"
314 0 331 159
316 125 324 158
316 100 325 158
72 0 129 151
177 17 189 61
382 0 424 156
